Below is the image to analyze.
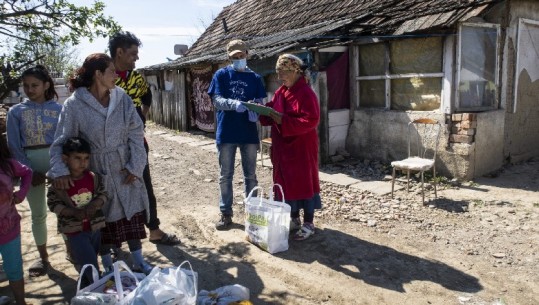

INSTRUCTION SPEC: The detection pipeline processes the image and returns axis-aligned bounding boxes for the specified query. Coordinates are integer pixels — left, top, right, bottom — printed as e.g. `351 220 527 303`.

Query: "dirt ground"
1 122 538 305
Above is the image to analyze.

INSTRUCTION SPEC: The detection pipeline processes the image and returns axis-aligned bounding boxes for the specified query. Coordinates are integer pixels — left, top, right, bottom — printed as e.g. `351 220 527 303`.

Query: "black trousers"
144 140 160 231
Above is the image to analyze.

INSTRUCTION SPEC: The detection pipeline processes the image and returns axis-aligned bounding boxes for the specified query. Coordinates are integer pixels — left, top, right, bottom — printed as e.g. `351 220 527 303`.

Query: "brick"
460 120 477 129
450 134 474 143
452 113 463 121
458 128 475 136
462 113 477 121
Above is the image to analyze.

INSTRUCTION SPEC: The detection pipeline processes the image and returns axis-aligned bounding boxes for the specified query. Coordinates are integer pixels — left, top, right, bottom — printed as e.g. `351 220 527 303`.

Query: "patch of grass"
533 202 539 208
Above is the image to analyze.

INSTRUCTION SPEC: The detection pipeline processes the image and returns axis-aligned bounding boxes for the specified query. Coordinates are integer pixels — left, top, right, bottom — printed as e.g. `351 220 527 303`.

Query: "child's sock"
131 249 153 274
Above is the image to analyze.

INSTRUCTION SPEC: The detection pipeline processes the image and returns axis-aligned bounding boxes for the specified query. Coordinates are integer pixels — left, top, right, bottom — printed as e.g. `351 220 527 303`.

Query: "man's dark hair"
62 137 91 155
108 31 142 58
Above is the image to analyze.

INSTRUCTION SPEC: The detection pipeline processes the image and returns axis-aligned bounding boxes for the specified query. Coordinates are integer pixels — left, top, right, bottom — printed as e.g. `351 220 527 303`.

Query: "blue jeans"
68 230 101 288
217 143 258 216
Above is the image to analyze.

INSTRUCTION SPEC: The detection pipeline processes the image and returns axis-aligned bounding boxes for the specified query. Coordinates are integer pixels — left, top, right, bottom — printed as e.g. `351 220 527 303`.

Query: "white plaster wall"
502 0 539 163
473 110 505 176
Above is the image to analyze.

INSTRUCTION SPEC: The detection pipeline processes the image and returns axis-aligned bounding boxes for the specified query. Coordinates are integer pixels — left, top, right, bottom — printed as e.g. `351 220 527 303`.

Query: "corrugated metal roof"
141 0 503 71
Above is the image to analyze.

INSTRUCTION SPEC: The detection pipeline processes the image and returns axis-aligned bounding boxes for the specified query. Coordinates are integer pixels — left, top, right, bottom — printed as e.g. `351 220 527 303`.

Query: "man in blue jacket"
207 39 266 230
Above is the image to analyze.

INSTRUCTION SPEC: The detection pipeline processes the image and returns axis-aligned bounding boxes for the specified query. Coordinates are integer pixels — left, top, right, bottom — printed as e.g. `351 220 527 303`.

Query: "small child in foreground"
0 135 33 304
47 137 107 288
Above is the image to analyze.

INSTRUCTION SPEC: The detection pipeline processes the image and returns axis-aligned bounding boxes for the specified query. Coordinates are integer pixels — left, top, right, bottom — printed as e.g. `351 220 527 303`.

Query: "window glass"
358 43 385 76
391 78 442 111
359 80 385 108
458 26 498 109
391 37 443 74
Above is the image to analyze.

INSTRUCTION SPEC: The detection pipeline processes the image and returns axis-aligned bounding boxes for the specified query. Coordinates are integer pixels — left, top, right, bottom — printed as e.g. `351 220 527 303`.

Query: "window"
456 23 500 111
356 37 443 111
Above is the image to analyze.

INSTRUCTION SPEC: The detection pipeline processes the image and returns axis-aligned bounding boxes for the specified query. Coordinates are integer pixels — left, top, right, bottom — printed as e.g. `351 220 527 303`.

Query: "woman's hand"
269 111 283 124
121 169 138 184
31 172 46 186
53 175 74 190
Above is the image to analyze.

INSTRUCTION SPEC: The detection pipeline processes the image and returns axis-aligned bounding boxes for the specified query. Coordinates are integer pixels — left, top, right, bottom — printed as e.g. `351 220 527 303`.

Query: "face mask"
232 58 247 71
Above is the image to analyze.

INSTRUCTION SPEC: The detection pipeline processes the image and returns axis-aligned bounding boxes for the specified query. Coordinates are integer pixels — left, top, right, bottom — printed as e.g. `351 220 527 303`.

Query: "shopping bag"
130 260 198 305
244 184 290 254
71 261 145 305
196 284 250 305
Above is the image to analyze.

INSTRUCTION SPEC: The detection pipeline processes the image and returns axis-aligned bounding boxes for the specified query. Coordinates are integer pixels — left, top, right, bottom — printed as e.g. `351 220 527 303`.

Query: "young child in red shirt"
47 137 107 288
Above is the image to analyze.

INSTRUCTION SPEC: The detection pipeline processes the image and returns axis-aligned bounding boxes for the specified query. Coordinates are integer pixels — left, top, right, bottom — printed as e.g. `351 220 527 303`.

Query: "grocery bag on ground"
130 260 198 305
244 184 290 254
71 260 145 305
196 284 250 305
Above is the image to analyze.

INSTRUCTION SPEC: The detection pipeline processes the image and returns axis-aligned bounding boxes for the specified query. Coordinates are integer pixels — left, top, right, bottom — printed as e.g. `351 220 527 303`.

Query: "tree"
0 0 121 100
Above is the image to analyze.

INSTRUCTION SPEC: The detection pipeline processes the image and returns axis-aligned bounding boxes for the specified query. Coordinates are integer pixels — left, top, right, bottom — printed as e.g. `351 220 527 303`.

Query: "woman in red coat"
260 54 321 240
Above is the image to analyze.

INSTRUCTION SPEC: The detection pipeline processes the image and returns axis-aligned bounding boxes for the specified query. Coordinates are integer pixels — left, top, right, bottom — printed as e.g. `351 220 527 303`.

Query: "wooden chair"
391 118 441 204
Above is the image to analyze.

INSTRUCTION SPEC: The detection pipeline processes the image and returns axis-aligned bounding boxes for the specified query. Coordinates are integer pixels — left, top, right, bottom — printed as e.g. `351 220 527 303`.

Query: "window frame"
354 37 445 111
455 22 501 112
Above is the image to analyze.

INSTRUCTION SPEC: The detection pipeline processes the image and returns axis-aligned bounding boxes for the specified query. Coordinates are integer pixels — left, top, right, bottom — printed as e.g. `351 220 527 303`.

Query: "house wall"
502 0 539 163
347 111 451 172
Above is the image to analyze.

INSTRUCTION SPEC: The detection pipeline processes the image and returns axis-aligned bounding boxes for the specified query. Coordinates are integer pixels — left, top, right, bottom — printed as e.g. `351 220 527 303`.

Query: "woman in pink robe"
260 54 321 240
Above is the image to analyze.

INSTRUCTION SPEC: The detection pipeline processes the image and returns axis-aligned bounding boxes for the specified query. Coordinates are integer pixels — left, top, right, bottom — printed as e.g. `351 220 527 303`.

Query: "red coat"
260 77 320 201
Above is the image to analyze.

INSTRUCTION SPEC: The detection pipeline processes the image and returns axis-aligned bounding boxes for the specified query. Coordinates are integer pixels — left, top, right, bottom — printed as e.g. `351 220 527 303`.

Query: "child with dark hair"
6 64 62 277
47 137 107 287
0 135 33 304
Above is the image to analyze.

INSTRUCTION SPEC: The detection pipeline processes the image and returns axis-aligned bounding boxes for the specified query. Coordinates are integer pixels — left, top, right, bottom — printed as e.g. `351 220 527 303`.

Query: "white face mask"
232 58 247 71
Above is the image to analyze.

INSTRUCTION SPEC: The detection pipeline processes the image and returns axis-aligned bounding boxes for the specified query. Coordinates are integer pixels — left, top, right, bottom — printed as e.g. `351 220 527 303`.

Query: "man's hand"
52 175 74 190
234 101 247 113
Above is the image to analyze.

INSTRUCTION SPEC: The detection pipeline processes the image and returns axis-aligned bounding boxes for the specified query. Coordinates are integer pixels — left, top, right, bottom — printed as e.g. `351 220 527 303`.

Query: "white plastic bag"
196 284 250 305
131 260 198 305
244 184 290 254
71 261 145 305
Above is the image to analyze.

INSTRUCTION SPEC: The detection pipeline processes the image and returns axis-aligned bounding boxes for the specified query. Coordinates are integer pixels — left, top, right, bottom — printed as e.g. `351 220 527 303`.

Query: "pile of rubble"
317 157 464 230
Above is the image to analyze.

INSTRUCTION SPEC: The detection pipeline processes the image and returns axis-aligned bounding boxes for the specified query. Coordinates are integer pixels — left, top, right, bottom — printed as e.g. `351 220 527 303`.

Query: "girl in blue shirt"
6 65 62 277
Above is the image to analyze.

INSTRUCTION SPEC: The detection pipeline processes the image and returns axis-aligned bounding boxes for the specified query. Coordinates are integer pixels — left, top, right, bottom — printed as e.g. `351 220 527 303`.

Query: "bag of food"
71 261 145 305
130 260 197 305
244 184 290 254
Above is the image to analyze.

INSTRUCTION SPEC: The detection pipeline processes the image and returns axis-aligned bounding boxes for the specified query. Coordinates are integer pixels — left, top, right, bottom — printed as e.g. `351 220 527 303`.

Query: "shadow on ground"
278 227 482 294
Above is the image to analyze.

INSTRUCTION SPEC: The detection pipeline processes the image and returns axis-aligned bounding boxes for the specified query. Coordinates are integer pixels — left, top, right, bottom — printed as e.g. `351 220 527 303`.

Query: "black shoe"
215 214 233 230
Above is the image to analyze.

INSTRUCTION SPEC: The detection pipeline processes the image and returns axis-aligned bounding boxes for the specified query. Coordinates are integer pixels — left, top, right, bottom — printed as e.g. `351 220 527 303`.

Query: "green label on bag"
247 213 269 226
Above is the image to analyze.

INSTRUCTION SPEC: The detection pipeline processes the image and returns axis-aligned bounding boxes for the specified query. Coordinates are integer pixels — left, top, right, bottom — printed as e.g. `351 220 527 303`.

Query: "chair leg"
391 167 396 198
433 166 437 199
421 171 425 205
406 170 410 193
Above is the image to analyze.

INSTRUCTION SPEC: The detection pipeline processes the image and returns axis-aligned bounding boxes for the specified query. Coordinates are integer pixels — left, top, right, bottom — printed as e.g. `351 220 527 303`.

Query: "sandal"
29 260 49 277
294 224 315 241
149 233 181 246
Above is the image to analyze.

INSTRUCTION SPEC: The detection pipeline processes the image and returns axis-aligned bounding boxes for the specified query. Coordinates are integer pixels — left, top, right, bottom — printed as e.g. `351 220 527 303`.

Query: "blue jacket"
6 99 62 167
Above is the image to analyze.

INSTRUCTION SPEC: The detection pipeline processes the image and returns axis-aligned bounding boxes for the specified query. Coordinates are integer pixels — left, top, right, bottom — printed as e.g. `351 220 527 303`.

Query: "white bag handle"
177 260 198 298
113 260 141 301
269 184 285 202
244 186 263 205
76 264 100 294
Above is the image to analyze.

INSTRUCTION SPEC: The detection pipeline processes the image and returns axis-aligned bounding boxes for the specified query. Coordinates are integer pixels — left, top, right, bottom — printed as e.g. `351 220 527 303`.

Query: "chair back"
407 118 441 161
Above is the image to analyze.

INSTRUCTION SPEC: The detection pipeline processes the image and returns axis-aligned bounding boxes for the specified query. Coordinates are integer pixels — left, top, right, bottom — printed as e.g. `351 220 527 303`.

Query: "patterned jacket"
116 70 152 125
47 171 107 234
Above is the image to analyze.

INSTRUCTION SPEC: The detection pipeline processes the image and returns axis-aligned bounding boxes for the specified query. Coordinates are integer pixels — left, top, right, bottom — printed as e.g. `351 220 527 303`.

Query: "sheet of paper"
242 102 276 116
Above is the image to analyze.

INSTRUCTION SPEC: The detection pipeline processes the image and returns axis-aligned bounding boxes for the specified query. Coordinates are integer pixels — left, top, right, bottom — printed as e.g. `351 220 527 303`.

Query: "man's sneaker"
215 214 233 230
